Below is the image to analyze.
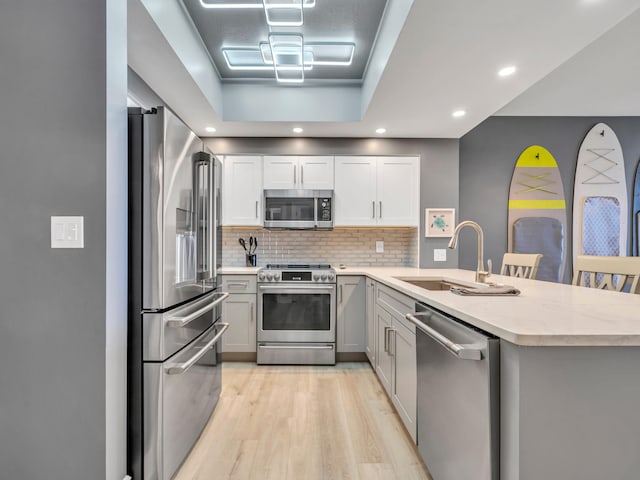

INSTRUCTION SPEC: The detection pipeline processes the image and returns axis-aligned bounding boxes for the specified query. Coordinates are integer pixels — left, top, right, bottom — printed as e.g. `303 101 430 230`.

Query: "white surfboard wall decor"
508 145 567 282
573 123 628 265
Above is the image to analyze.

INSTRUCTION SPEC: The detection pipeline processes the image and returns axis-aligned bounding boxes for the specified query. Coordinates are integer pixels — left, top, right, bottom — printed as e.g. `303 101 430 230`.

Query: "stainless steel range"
257 264 336 365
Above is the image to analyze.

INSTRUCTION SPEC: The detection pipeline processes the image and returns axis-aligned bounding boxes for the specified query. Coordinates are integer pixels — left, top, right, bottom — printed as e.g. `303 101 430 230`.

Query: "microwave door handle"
314 196 318 227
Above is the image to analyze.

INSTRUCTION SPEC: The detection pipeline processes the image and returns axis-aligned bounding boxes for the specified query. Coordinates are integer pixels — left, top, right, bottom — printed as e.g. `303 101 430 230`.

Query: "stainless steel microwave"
263 189 334 229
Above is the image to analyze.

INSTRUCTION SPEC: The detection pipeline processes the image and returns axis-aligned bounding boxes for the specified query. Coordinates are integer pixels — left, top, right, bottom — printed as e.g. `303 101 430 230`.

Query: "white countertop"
219 265 640 347
338 267 640 347
219 266 262 274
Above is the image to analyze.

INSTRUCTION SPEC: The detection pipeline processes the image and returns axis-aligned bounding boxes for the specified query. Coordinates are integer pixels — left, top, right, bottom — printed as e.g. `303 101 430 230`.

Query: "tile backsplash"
223 227 418 267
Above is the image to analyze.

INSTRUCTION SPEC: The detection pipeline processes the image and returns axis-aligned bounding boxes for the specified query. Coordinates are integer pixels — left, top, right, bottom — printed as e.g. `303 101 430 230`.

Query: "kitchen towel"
451 285 520 296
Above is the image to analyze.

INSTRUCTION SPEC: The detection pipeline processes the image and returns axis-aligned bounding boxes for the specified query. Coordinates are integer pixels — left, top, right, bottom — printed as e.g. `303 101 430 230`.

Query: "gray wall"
459 116 640 283
0 2 127 479
204 137 460 268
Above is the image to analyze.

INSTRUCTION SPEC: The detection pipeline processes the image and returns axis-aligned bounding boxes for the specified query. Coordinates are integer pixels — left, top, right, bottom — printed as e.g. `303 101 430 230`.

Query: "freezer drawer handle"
406 312 482 361
165 322 230 375
166 292 229 328
258 344 334 350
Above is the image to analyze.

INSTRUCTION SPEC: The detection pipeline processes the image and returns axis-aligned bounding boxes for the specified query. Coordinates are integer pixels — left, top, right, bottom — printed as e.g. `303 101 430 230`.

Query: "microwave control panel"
318 197 332 221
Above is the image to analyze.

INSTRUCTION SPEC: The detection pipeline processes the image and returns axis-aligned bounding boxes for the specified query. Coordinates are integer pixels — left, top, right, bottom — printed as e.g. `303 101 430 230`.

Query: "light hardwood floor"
175 362 432 480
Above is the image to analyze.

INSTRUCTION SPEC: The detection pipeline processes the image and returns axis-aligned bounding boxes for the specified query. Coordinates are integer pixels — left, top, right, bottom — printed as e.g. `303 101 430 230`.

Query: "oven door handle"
166 292 229 328
258 285 335 292
259 344 334 350
165 323 229 375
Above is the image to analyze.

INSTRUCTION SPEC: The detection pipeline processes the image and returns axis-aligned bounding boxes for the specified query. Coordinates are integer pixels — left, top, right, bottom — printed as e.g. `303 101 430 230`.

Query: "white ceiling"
128 0 640 138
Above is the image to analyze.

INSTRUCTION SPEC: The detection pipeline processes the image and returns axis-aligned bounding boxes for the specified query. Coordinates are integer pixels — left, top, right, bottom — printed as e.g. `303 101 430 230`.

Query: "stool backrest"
500 253 543 280
572 255 640 294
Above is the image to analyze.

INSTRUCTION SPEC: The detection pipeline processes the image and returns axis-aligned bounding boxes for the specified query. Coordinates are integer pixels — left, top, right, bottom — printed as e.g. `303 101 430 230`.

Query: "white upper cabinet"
263 155 334 190
334 156 378 225
377 157 420 226
335 156 419 227
222 155 263 226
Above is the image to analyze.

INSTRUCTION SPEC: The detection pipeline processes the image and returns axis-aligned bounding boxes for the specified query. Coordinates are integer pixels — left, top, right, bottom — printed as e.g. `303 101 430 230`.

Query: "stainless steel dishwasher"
406 302 500 480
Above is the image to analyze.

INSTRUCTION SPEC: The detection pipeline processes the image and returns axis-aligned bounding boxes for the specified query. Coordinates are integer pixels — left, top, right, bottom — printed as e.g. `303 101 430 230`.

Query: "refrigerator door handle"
166 292 229 328
165 323 229 375
194 156 213 281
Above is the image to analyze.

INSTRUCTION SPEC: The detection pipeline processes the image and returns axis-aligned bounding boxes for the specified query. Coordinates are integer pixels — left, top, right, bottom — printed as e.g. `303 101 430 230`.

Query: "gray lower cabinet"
365 278 376 365
337 276 366 352
375 283 417 442
221 275 257 353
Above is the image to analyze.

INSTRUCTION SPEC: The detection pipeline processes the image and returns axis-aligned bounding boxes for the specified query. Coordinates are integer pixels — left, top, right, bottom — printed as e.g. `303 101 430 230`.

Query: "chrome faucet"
447 220 491 283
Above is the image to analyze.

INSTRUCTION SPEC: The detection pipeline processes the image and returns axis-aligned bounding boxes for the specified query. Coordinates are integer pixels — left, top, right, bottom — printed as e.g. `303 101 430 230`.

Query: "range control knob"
313 274 320 281
266 273 274 281
328 274 335 281
258 273 266 281
273 274 280 281
321 273 328 281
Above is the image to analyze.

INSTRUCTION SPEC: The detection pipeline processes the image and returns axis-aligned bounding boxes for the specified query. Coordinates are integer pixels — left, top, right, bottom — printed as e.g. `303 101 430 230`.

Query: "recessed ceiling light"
452 110 466 118
498 66 517 77
205 126 217 133
293 127 303 133
376 128 386 134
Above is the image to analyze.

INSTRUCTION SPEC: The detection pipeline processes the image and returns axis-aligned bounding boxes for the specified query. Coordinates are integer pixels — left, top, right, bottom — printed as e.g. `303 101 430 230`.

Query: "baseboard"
222 352 368 363
336 352 368 362
222 352 257 362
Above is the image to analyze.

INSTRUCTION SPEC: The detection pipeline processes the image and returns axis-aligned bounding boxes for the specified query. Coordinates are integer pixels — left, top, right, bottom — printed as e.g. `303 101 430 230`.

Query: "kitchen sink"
394 277 484 291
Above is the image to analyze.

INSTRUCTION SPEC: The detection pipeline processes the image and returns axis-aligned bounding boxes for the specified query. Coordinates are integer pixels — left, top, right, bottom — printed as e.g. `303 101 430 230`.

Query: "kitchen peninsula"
222 266 640 479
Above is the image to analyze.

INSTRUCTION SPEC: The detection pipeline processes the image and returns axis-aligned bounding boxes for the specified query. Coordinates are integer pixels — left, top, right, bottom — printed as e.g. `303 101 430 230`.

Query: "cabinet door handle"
293 165 297 185
255 200 259 219
250 302 254 321
301 165 304 185
390 329 396 357
383 327 389 352
372 201 375 218
379 201 382 219
339 284 343 304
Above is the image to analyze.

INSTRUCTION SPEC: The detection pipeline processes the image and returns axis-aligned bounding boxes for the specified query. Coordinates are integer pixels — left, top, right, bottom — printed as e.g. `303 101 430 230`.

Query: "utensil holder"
246 254 257 267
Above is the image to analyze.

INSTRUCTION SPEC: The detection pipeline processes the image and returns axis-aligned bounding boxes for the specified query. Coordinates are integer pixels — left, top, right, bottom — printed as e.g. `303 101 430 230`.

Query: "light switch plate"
375 240 384 253
51 216 84 248
434 249 447 262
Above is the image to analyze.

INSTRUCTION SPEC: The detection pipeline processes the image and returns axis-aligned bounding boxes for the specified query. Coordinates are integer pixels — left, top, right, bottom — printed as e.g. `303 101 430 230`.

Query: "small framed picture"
425 208 455 237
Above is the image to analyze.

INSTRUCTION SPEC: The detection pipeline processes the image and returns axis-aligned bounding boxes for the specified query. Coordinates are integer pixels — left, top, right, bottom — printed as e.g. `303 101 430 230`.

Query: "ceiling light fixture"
223 35 354 82
263 0 304 27
205 126 217 133
200 0 315 9
270 34 305 83
293 127 303 133
452 110 466 118
376 128 386 134
498 66 517 77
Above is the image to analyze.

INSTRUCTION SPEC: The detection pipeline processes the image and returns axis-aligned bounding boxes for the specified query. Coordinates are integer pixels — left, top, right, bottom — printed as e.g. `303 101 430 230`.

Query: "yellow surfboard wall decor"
508 145 568 282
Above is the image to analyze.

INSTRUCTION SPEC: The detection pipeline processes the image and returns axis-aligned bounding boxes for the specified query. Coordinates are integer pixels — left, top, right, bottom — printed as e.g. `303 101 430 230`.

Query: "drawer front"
376 283 416 333
221 274 257 293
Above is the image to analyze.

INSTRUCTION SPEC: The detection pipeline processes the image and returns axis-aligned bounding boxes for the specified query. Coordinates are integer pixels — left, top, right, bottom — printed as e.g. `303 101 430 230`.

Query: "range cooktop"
264 264 332 270
258 264 336 283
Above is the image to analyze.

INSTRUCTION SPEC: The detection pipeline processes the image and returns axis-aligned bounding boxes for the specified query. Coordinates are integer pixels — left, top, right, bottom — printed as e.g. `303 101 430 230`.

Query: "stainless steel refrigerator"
127 106 227 480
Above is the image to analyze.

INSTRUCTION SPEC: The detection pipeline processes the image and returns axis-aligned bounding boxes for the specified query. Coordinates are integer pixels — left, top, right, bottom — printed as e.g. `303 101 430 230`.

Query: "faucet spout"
448 220 490 283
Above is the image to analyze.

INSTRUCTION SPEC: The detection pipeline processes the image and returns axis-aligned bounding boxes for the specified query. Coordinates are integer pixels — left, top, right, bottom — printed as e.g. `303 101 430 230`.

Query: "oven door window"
262 292 331 331
264 197 315 222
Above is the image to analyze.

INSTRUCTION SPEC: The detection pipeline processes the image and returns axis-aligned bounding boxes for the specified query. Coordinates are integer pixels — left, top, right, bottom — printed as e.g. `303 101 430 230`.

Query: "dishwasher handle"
406 312 482 361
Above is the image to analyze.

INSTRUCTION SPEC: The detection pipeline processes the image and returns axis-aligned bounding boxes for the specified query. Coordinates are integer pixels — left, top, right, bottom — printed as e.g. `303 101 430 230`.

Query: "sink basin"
394 277 485 291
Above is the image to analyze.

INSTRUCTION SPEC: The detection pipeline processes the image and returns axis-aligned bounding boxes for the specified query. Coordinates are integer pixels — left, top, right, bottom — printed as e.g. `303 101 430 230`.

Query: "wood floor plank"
174 362 432 480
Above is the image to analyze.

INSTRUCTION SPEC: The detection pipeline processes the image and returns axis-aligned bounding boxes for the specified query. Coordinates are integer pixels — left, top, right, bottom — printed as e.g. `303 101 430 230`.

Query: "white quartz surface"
219 266 262 274
220 265 640 346
338 267 640 347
